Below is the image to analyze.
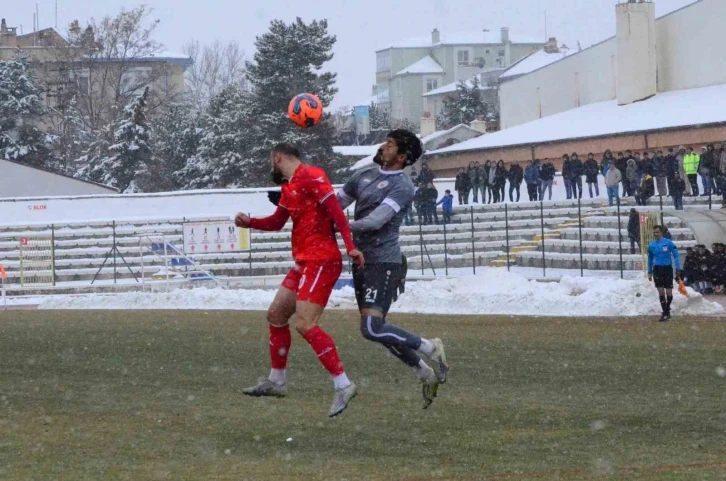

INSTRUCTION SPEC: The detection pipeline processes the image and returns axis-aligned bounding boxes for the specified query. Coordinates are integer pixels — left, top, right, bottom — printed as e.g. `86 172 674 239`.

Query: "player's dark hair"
387 129 423 166
272 143 301 158
653 225 663 232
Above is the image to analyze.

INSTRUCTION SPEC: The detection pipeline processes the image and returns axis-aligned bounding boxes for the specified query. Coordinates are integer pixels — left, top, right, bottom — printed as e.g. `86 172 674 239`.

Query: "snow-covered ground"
5 269 720 317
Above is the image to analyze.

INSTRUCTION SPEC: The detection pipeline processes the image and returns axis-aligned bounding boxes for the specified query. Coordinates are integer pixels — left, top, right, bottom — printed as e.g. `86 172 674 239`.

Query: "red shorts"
281 260 343 307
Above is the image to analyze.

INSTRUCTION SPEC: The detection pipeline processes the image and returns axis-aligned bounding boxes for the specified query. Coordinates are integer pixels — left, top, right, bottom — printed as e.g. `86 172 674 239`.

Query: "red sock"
269 324 291 369
302 326 345 376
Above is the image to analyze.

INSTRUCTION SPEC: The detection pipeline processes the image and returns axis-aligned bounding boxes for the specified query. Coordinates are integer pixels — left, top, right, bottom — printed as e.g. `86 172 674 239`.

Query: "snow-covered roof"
395 56 443 76
500 48 577 80
333 145 381 157
420 124 482 144
422 74 495 97
428 83 726 156
379 30 543 51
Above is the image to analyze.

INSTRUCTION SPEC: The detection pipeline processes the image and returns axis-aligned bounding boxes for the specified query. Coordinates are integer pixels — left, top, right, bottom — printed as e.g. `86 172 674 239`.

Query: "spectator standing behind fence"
626 158 639 197
524 159 540 201
653 150 668 197
436 190 454 224
639 152 655 182
604 159 622 207
627 208 641 255
562 154 573 199
675 146 691 196
455 168 470 205
539 161 555 200
600 149 614 175
670 170 686 210
616 152 628 197
570 153 584 199
718 141 726 207
419 163 435 186
494 160 507 203
413 185 424 223
508 162 523 202
701 145 717 196
584 153 600 198
424 182 439 225
482 160 493 204
467 161 480 203
683 147 700 196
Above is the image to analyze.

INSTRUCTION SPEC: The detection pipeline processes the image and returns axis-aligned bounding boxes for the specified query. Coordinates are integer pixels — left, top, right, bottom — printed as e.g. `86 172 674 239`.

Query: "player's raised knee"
360 315 383 342
266 306 288 326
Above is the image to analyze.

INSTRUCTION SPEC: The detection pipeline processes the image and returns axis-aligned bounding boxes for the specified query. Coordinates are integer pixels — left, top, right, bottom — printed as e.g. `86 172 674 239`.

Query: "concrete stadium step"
559 227 695 242
583 215 686 229
539 239 697 255
515 251 646 271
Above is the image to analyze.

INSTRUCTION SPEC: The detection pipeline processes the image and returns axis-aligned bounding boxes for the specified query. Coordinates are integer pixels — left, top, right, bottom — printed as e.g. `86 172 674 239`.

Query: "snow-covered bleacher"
0 196 712 288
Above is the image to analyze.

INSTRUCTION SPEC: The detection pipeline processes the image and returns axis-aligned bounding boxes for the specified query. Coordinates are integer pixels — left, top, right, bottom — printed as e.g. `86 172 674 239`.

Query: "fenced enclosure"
0 196 713 291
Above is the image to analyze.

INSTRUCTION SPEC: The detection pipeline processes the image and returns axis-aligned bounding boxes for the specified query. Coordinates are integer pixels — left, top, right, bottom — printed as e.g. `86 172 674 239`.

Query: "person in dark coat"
653 150 668 197
524 159 540 202
482 160 493 204
436 189 454 224
616 152 629 197
700 144 717 196
600 150 615 175
711 243 726 293
455 167 471 205
418 163 435 186
639 152 655 180
508 161 524 202
670 170 686 210
539 161 555 201
467 161 481 203
493 160 507 203
423 182 439 225
413 186 425 223
561 154 572 199
569 152 584 199
584 153 600 198
627 208 641 255
694 244 713 293
682 247 697 287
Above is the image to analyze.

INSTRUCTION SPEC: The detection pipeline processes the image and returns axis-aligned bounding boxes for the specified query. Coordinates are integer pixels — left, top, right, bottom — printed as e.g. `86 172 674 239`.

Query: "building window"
485 49 490 54
498 49 505 57
376 51 391 72
77 75 89 95
120 67 152 95
425 78 438 92
457 50 470 66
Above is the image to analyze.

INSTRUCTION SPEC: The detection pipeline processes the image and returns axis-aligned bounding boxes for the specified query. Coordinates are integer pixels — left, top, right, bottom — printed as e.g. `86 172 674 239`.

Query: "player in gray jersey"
337 129 449 409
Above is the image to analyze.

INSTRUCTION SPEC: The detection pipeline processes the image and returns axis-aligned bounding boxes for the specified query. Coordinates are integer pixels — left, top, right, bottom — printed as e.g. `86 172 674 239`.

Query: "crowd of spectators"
683 243 726 294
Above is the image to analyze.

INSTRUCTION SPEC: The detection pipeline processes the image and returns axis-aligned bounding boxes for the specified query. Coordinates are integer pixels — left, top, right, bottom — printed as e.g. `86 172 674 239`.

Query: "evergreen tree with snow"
50 96 91 175
0 57 50 167
77 88 153 192
242 18 347 184
438 77 488 130
150 102 201 191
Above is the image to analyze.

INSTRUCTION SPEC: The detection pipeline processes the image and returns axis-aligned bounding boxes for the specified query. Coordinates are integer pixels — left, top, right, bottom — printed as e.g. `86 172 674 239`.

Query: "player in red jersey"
235 143 365 417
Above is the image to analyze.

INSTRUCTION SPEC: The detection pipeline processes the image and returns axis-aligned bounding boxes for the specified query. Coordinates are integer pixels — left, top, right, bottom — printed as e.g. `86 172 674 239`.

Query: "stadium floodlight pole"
470 206 476 275
540 200 546 278
578 197 584 277
505 203 511 272
443 220 449 276
617 197 624 279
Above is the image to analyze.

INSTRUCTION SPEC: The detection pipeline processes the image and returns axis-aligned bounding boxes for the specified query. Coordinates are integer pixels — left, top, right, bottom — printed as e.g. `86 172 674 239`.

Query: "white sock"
417 338 435 357
333 372 351 390
414 359 432 380
268 368 286 385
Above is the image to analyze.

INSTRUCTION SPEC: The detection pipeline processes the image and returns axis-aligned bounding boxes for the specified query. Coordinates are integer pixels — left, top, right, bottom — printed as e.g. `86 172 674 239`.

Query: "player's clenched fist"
235 213 251 228
348 249 365 268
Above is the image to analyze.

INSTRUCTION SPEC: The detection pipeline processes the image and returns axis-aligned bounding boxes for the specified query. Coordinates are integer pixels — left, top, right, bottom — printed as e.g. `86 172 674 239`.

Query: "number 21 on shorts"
365 288 378 303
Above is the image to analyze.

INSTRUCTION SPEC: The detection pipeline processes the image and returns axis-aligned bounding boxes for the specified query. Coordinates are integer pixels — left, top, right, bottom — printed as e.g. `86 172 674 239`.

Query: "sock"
414 359 432 380
659 295 667 315
269 324 291 370
417 338 435 357
269 368 286 385
302 326 345 377
666 295 673 314
333 373 351 390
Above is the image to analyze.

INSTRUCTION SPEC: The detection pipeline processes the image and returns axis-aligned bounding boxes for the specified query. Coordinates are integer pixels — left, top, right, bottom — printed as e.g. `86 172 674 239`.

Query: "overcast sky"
5 0 695 109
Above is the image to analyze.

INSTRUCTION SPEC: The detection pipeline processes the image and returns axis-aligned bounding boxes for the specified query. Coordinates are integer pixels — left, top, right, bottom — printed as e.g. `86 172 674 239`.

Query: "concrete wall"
656 0 726 92
499 0 726 129
0 160 117 198
616 1 657 105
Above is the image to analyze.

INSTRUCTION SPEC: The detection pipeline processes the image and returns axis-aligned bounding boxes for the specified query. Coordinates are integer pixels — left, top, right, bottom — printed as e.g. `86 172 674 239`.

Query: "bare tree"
183 39 247 111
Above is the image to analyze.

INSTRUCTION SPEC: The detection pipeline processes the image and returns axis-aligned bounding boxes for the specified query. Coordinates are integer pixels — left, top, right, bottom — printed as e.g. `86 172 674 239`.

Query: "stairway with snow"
0 197 712 290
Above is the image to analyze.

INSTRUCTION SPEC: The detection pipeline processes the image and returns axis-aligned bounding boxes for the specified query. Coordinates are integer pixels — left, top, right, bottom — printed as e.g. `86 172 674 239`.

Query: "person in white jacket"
604 159 623 206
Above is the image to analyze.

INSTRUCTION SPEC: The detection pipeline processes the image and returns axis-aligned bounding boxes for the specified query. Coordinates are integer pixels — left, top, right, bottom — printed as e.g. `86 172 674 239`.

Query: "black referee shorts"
353 263 402 315
652 265 674 289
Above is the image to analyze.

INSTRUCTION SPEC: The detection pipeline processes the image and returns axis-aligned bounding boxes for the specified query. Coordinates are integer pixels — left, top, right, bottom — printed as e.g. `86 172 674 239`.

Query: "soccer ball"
288 93 323 128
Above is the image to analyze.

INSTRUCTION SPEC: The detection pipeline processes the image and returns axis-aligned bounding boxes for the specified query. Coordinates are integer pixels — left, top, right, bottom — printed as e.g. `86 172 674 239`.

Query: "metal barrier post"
617 197 624 279
540 201 546 277
578 197 584 277
51 223 57 285
470 206 476 275
112 220 117 284
504 203 510 272
443 221 449 276
418 218 425 276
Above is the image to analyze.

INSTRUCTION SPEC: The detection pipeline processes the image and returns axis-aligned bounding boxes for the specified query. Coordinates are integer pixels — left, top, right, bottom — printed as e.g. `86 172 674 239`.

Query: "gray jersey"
339 165 414 264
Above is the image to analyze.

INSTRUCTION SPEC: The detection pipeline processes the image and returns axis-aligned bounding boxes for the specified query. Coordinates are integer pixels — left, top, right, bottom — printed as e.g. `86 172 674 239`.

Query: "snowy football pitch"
2 310 726 480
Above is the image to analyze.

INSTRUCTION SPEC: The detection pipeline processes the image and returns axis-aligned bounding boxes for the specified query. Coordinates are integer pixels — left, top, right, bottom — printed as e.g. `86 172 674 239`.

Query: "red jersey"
278 164 342 262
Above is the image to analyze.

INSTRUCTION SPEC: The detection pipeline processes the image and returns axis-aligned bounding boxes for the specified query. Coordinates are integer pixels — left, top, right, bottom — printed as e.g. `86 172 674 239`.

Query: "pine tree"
438 77 488 130
50 96 91 175
175 85 257 189
77 88 153 192
242 18 347 184
369 102 390 131
0 57 50 167
150 102 201 191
